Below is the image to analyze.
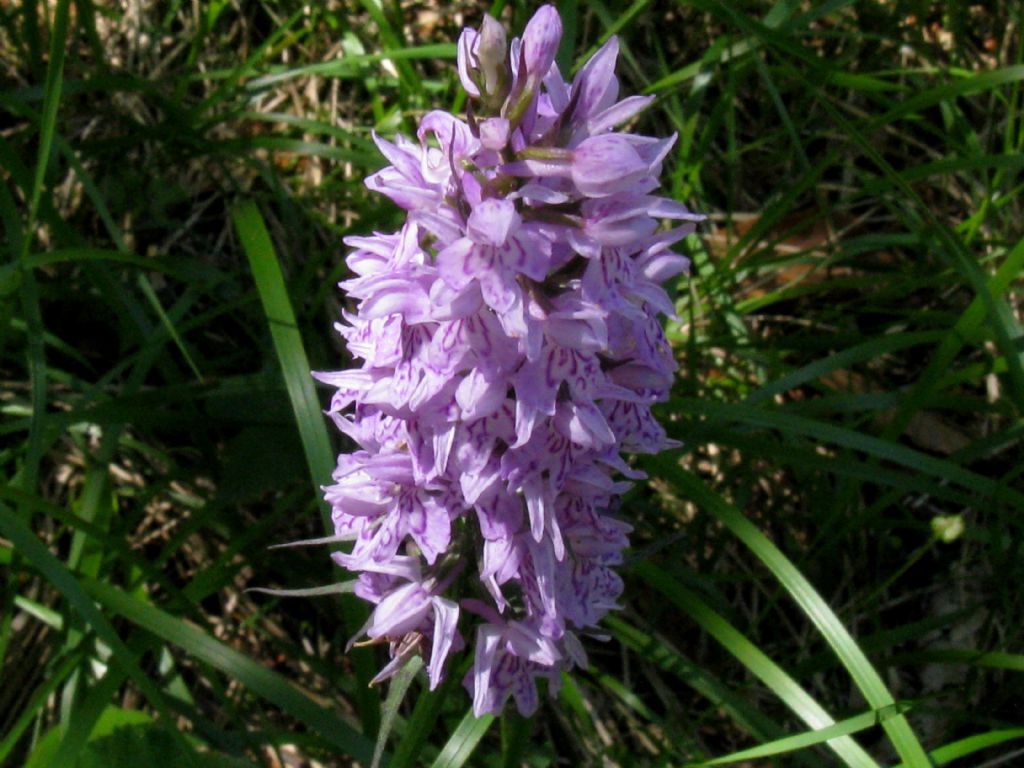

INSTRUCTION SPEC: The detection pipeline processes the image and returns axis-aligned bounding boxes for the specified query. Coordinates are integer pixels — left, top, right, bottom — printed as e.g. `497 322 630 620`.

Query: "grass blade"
81 577 376 763
0 650 81 763
607 615 789 748
429 711 495 768
668 470 931 767
23 0 69 235
893 729 1024 768
670 399 1024 511
232 200 334 509
390 668 460 768
15 0 73 501
372 656 423 768
693 706 909 767
633 561 879 768
233 199 378 733
0 503 177 730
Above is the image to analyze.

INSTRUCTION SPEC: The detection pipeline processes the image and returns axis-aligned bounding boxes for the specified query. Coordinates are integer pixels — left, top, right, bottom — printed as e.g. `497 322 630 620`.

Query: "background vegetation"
2 0 1023 766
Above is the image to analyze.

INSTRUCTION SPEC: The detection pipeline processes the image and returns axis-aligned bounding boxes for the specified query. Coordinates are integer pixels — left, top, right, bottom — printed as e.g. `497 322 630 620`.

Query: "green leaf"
80 578 376 764
692 706 910 766
0 651 81 764
500 710 533 768
25 706 153 768
23 0 69 233
634 561 879 768
667 470 931 767
885 235 1024 439
0 503 176 728
893 729 1024 768
372 656 424 768
357 0 420 95
389 664 461 768
669 399 1024 510
607 616 788 747
79 724 255 768
28 708 256 768
233 199 378 731
232 201 334 512
429 712 495 768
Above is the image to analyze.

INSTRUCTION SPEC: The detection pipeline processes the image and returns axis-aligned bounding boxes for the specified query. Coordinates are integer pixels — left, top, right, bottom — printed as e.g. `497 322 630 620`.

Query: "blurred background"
2 1 1023 766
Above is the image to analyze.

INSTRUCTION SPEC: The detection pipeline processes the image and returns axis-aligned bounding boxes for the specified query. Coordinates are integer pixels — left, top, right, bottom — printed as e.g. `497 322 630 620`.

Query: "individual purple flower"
351 563 462 690
471 621 557 716
316 4 702 717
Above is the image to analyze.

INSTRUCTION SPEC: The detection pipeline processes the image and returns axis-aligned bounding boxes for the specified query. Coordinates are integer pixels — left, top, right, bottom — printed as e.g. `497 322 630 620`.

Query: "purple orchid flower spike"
315 4 702 716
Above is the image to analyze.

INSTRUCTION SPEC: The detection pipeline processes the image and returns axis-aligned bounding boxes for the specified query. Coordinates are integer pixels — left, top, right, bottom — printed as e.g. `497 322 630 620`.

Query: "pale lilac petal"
471 624 503 716
467 199 520 246
510 181 571 205
371 132 425 183
457 28 481 97
358 278 431 321
429 279 483 320
436 238 476 289
428 598 460 690
506 621 560 666
368 652 411 687
510 668 539 715
476 489 523 541
366 582 430 638
572 134 648 197
572 36 619 122
456 368 505 420
645 197 705 220
479 117 510 150
406 494 451 565
479 269 519 313
638 249 691 282
588 94 654 134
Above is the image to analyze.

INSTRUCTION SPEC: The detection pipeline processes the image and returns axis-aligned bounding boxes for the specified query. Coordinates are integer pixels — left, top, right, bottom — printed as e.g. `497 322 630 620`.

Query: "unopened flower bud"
478 15 508 98
521 5 562 84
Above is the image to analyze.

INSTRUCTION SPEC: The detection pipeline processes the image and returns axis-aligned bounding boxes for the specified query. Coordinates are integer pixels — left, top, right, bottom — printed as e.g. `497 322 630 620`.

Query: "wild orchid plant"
316 5 701 717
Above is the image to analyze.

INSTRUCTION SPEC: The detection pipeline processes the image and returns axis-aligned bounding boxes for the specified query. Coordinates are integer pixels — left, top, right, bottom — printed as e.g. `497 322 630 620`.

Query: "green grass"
2 1 1023 766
